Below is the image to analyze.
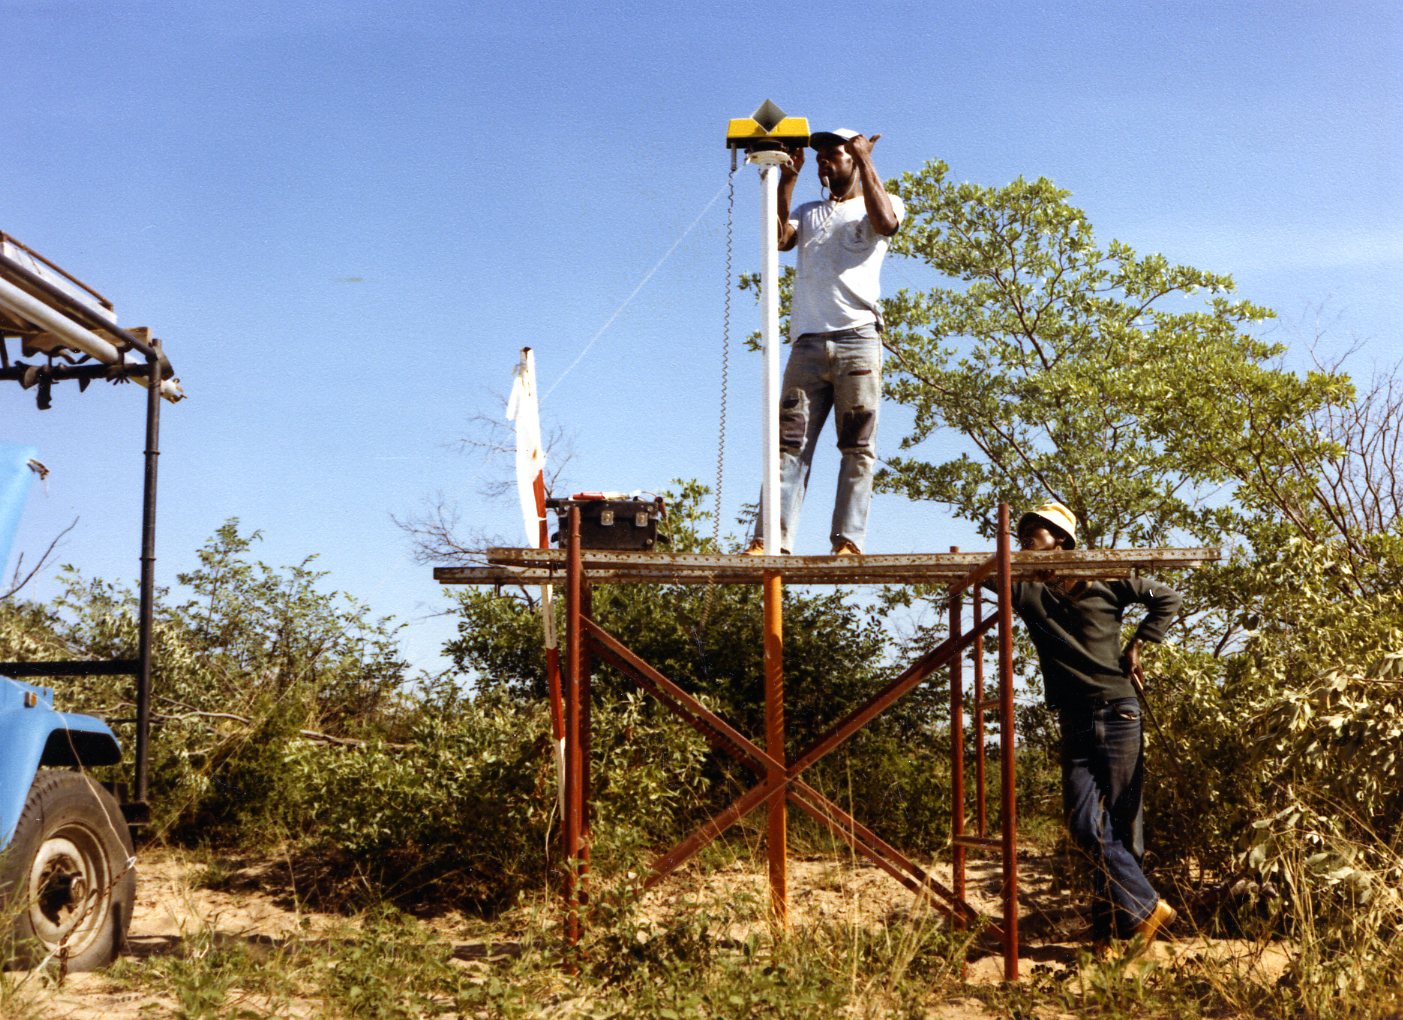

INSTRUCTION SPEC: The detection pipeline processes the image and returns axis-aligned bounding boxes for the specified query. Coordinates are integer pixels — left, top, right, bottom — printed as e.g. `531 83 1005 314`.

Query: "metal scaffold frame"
436 505 1218 980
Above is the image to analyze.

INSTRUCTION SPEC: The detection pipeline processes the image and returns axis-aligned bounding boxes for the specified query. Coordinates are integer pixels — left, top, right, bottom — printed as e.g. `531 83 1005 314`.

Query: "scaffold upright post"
948 546 966 925
564 506 584 949
973 593 987 837
581 578 594 905
135 348 161 807
996 503 1019 980
764 569 786 924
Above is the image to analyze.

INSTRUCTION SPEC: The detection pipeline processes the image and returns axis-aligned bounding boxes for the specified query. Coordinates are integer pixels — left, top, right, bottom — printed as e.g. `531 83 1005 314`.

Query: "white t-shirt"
788 191 905 338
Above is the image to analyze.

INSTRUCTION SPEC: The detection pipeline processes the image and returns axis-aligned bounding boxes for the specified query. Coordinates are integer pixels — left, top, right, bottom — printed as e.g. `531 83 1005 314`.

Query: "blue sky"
4 1 1400 673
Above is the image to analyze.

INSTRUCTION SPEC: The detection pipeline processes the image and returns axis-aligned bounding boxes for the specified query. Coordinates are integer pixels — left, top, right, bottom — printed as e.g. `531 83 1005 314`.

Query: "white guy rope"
542 180 731 402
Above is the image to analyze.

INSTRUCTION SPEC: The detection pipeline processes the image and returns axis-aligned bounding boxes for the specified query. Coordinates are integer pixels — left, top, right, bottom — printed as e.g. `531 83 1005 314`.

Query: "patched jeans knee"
754 330 881 552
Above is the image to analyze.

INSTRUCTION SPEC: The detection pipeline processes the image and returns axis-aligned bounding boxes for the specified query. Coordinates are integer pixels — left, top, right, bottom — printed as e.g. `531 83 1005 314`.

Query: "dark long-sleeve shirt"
1004 577 1182 709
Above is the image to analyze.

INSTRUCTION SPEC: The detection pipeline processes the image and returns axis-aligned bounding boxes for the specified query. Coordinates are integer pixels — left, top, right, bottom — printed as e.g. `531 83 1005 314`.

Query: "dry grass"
6 844 1401 1019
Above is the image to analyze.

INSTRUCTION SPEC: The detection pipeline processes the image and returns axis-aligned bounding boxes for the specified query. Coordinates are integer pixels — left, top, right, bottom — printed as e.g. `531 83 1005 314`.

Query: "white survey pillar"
755 158 784 554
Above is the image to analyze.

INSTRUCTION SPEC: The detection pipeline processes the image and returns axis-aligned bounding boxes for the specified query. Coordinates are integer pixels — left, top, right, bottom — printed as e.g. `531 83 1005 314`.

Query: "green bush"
281 684 710 912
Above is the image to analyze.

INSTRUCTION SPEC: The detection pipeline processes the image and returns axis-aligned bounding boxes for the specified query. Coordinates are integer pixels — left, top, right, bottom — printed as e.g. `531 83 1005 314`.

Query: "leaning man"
748 128 903 555
1008 501 1181 956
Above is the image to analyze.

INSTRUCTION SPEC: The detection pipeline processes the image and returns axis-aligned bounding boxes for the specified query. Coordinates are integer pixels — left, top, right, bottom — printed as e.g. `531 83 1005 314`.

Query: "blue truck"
0 445 135 969
1 232 182 969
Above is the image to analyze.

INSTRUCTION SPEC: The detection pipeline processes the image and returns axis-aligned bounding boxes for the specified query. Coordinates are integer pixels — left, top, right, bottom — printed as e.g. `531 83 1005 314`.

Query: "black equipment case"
547 493 665 551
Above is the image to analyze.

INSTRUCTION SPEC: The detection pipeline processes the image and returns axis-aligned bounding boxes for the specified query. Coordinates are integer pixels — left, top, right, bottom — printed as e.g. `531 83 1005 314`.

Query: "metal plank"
482 546 1218 570
434 545 1218 587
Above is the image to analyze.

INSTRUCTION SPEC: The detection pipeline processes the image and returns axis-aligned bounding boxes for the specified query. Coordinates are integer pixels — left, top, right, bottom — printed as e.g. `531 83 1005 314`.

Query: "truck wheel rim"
27 826 111 957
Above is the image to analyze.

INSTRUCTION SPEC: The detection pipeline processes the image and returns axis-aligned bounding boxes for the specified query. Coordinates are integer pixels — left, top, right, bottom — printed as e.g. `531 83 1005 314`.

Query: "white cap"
809 128 859 149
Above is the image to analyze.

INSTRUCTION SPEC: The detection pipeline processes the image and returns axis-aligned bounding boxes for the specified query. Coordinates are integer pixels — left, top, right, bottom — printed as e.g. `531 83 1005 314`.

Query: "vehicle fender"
0 681 122 849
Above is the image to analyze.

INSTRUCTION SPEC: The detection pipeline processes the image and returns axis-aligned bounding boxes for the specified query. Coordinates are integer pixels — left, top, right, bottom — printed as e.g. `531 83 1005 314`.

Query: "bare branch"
2 517 78 601
151 708 413 750
396 398 579 564
452 409 577 501
1300 334 1403 545
392 494 511 566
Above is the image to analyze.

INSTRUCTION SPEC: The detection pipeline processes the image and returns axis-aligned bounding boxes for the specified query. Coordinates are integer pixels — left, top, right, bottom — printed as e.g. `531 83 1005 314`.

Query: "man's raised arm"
847 134 900 237
777 145 803 251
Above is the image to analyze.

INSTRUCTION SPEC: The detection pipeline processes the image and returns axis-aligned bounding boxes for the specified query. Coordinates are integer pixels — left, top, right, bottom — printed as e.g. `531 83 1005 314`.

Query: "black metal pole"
135 348 161 806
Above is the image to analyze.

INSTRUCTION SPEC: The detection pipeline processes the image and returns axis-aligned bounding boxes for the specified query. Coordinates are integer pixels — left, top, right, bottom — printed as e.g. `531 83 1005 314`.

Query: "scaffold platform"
435 506 1219 979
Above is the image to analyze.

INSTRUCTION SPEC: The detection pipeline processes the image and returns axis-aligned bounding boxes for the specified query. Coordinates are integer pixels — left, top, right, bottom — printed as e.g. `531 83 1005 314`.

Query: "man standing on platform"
747 128 903 555
1009 501 1181 957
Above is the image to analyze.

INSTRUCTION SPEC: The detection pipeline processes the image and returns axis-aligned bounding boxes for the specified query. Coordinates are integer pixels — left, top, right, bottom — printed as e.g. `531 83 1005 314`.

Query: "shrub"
282 685 710 912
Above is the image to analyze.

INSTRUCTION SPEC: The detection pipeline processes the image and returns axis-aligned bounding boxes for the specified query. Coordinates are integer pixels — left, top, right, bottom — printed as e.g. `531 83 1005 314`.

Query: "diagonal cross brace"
586 618 995 928
583 614 1000 929
583 618 774 774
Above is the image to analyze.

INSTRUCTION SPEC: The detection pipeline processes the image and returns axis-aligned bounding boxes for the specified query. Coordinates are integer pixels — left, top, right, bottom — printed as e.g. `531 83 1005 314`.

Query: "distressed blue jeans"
754 329 882 553
1059 696 1160 939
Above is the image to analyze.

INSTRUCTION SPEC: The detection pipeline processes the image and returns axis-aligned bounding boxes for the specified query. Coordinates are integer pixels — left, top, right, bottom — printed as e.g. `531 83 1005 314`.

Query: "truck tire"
0 769 136 971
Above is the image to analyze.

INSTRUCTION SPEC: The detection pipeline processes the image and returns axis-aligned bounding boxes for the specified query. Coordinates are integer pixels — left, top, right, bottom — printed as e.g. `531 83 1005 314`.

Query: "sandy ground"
635 852 1291 987
11 848 1291 1018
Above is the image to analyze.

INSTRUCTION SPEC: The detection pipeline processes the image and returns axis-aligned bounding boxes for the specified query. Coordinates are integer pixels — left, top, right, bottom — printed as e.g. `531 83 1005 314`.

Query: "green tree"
880 162 1346 548
876 161 1403 964
0 521 414 841
446 480 955 849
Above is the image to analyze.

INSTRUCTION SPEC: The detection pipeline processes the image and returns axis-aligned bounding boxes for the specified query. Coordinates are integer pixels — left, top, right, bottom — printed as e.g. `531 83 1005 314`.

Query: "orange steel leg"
763 569 787 926
948 546 966 928
996 503 1019 980
973 594 987 838
581 579 593 905
564 507 584 950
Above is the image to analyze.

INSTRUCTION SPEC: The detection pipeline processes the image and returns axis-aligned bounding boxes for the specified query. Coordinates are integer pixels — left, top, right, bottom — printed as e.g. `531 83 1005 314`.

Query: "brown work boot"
744 539 791 555
1126 899 1176 956
832 539 861 555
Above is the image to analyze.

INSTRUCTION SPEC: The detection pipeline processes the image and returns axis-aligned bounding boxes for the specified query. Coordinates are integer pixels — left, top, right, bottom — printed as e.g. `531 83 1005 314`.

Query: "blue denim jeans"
754 330 882 552
1059 697 1160 939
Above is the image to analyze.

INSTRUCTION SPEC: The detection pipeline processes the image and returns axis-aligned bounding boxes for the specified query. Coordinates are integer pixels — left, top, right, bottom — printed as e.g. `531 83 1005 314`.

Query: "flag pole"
508 348 567 809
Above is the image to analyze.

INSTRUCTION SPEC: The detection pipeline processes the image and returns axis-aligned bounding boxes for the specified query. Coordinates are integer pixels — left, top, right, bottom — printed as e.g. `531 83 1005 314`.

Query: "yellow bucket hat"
1017 501 1078 549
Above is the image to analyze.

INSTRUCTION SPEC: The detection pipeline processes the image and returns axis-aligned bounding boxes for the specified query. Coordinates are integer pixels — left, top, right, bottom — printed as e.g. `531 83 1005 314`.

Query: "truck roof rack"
0 230 182 406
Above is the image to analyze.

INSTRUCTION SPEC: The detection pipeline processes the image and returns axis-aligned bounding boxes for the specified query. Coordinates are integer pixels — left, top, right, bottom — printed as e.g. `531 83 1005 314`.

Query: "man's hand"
781 145 805 180
845 133 881 163
1123 639 1145 685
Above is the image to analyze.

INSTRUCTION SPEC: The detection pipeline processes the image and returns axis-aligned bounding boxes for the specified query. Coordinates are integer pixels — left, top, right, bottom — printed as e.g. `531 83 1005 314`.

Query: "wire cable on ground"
9 724 141 987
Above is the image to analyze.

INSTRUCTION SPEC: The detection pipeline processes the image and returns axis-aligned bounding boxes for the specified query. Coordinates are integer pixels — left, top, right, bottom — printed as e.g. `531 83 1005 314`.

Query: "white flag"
506 348 547 550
